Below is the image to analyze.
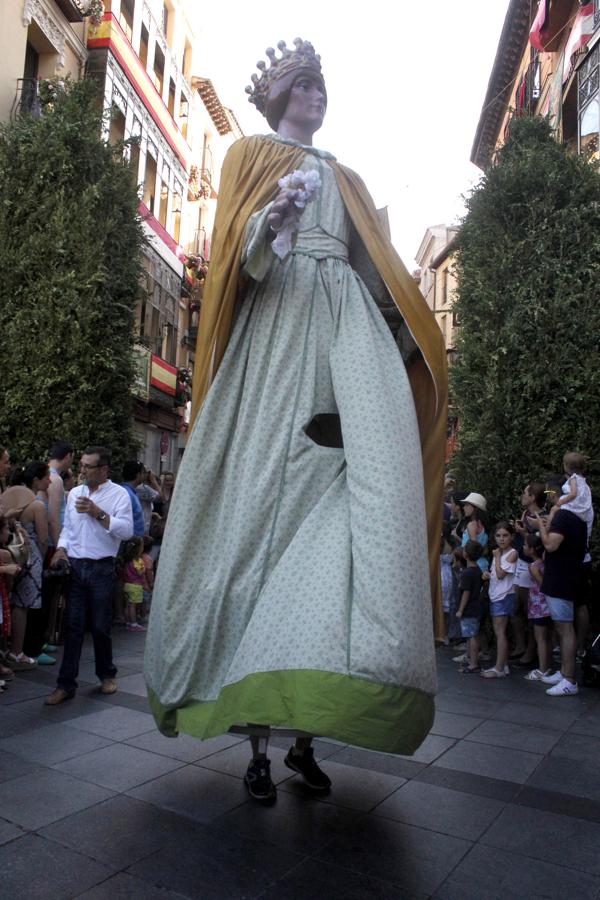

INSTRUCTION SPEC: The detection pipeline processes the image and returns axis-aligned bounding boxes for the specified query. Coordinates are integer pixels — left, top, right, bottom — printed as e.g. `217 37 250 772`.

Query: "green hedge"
0 77 144 472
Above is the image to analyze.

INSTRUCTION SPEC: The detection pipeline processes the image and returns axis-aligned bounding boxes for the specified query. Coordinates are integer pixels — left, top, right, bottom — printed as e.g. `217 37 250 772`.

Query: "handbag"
7 527 31 569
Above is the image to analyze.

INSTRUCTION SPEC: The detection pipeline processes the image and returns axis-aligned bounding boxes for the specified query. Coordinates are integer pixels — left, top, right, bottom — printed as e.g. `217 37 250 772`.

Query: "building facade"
471 0 600 170
86 0 242 472
414 224 459 357
0 0 87 122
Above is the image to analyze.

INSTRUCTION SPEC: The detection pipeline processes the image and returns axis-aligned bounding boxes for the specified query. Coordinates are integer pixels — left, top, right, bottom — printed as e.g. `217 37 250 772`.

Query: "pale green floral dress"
144 135 436 753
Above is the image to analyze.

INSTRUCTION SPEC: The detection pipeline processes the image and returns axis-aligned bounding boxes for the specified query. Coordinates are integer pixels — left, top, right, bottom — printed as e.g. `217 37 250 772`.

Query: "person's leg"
56 560 87 693
493 615 509 672
467 633 480 669
534 623 552 674
9 606 28 656
245 729 276 803
285 734 331 790
555 620 577 683
510 587 528 656
88 560 117 684
126 600 137 626
576 603 589 656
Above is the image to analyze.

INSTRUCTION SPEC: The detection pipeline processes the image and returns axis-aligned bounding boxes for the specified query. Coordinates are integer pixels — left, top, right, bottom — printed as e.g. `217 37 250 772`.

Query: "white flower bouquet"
271 168 321 260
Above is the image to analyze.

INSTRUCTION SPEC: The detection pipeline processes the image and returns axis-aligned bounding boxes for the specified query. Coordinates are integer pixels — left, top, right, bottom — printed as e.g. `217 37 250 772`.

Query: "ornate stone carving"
23 0 66 68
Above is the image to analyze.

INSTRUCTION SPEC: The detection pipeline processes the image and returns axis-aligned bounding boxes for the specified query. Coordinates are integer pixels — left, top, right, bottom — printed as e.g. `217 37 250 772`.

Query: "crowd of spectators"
0 440 175 697
441 452 595 697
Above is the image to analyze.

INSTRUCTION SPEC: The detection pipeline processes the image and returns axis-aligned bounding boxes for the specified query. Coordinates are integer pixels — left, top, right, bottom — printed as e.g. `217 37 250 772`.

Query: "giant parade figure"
145 38 448 802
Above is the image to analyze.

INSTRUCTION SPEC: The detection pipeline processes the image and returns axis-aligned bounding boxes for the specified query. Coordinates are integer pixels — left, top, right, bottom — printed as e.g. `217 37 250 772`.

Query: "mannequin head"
274 73 326 144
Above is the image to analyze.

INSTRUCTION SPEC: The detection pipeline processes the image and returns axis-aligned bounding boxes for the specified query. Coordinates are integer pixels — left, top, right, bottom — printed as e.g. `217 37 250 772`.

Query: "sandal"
481 667 508 678
6 652 37 671
459 663 481 674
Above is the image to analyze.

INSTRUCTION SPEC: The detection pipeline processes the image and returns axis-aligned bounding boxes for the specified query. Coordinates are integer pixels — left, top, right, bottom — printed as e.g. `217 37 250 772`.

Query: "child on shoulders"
554 451 593 539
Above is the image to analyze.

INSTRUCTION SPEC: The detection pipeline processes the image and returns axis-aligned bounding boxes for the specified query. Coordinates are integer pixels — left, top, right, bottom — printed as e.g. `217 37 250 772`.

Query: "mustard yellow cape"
190 135 448 641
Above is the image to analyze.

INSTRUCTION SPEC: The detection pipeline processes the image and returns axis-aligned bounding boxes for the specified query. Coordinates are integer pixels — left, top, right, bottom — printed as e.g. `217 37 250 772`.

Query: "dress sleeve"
240 202 276 282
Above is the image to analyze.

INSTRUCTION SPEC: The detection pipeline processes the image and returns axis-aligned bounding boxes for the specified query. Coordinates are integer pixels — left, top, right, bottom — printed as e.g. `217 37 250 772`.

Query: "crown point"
277 40 287 51
266 47 276 59
256 60 266 70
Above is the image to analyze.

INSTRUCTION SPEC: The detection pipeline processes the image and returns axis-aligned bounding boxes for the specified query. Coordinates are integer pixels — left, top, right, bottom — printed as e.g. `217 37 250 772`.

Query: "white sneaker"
546 678 579 696
524 669 553 681
541 671 563 685
452 654 467 664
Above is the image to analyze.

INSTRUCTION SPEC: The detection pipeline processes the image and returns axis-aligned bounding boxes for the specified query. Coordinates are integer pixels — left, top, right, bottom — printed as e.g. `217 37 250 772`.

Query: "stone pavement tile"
491 699 580 731
434 690 505 719
0 721 113 765
258 858 425 900
505 684 599 713
433 739 542 784
53 741 185 791
433 843 600 899
195 740 292 784
325 745 426 780
0 816 22 845
14 693 109 723
126 818 305 900
0 705 39 737
464 719 562 754
0 675 53 704
217 788 364 854
480 804 600 875
398 733 456 764
279 759 405 811
127 763 248 823
373 779 505 841
76 873 190 900
97 690 151 714
430 710 484 739
315 814 471 896
66 705 156 740
550 731 600 764
0 749 43 785
111 672 148 697
125 729 242 762
0 768 114 829
0 832 116 900
527 756 600 802
414 765 521 803
514 786 600 825
571 705 600 738
40 795 197 869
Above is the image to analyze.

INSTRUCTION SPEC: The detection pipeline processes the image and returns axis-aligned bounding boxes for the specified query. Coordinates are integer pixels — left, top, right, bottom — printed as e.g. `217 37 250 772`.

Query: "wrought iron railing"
11 78 42 119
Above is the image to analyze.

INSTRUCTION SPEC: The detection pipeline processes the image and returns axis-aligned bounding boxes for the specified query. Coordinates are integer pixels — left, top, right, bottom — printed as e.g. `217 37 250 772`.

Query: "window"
168 78 176 117
171 187 182 243
182 39 192 79
119 0 134 42
108 106 126 146
159 181 169 228
139 24 149 68
162 2 174 47
143 151 157 211
580 97 599 161
129 117 142 180
153 45 165 96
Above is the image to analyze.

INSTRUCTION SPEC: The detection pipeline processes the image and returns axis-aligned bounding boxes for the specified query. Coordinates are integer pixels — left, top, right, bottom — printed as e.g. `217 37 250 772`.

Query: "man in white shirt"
45 446 134 706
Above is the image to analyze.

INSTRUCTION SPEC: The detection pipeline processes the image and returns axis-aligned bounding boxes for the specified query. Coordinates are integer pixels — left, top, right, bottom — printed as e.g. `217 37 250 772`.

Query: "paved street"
1 632 600 899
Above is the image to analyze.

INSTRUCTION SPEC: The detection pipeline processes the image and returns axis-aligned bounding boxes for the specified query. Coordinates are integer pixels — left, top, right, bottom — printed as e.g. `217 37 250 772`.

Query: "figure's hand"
514 519 525 534
455 610 463 619
267 189 301 233
492 548 501 558
482 571 490 581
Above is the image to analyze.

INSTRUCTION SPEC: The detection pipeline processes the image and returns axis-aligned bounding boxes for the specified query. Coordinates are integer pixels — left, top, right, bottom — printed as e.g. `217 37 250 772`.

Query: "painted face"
282 74 326 132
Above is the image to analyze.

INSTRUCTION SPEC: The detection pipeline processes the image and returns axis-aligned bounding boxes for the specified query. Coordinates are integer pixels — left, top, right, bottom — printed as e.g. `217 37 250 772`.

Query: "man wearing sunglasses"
45 446 134 705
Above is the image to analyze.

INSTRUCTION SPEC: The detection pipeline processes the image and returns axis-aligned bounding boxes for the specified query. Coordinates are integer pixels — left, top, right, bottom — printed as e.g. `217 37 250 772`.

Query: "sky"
188 0 510 268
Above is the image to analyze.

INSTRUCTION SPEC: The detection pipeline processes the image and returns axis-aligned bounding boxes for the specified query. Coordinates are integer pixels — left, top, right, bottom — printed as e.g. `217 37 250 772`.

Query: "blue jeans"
57 558 117 693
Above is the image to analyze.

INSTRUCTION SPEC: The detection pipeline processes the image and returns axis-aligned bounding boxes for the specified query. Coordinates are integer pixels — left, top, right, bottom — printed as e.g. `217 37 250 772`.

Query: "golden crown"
245 38 322 114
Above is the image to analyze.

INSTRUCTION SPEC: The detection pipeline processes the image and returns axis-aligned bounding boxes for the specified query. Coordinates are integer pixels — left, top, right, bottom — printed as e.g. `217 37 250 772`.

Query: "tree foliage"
450 116 600 554
0 77 144 472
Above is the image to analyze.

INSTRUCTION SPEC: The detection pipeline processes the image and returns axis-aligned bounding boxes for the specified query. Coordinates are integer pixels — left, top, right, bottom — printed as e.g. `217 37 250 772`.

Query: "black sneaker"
284 747 332 791
244 758 277 804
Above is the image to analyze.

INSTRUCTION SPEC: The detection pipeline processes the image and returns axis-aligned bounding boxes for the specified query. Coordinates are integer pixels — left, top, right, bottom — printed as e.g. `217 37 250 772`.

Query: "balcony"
11 78 42 119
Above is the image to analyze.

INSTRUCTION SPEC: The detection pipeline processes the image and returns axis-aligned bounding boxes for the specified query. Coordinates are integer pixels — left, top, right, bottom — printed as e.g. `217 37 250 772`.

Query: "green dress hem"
147 669 434 756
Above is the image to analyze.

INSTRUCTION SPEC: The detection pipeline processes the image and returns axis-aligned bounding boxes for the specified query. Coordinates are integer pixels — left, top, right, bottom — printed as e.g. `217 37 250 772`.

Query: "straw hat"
461 492 487 512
